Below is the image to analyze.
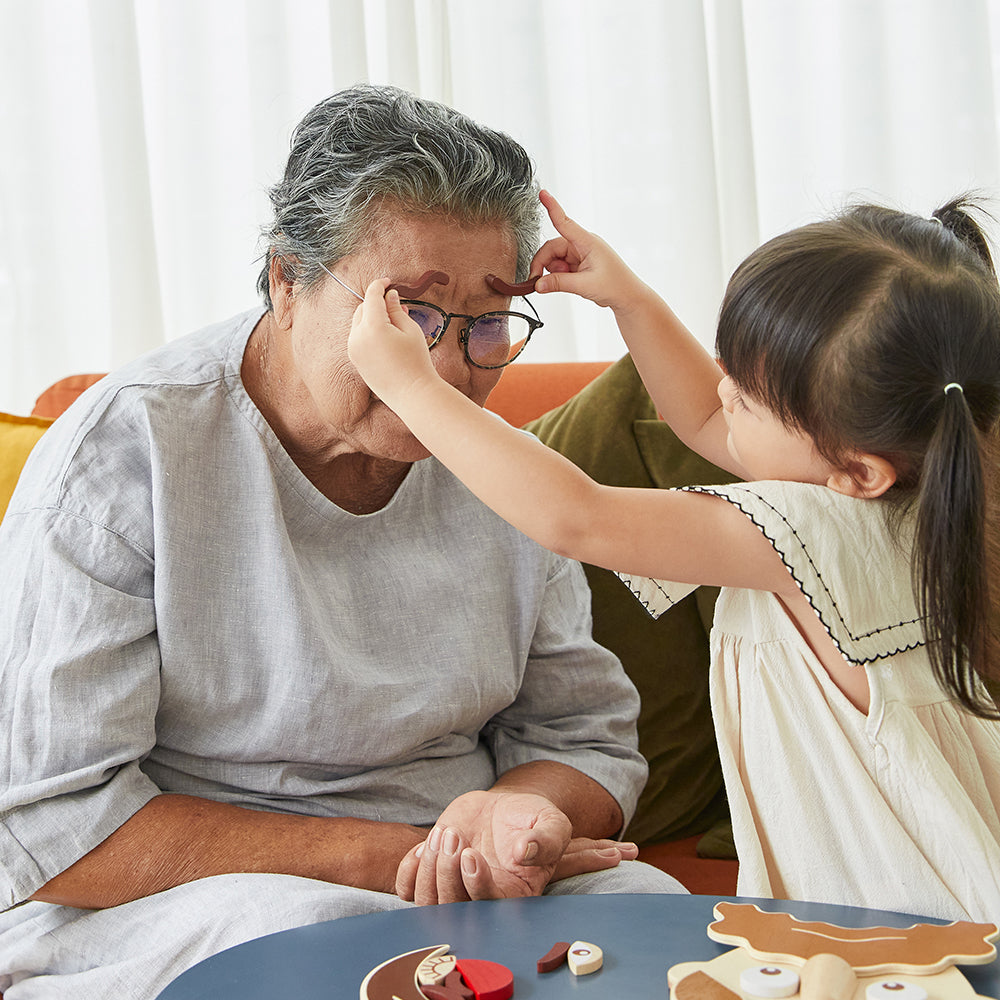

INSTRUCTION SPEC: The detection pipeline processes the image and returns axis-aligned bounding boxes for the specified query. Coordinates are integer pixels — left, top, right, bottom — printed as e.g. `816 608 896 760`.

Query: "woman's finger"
394 843 421 901
433 828 471 904
411 827 442 904
460 849 505 901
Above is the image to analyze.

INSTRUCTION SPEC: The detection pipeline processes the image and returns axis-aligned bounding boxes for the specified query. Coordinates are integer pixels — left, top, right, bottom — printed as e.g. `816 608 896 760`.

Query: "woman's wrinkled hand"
549 836 639 882
394 789 638 906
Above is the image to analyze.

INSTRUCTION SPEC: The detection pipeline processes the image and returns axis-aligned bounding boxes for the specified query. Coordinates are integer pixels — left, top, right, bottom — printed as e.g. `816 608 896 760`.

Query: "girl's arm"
531 191 739 475
348 284 790 595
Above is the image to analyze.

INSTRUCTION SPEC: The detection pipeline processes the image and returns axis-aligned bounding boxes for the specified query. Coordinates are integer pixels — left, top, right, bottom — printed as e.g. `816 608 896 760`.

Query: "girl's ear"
269 256 296 331
826 452 897 498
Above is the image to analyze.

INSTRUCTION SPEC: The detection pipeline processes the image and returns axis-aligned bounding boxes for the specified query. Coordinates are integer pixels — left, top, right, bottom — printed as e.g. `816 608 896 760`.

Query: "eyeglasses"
319 263 544 369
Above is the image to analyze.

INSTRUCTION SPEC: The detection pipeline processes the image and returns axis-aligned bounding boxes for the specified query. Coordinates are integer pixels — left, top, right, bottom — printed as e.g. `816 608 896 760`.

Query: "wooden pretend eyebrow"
385 271 450 298
485 274 539 296
384 271 539 299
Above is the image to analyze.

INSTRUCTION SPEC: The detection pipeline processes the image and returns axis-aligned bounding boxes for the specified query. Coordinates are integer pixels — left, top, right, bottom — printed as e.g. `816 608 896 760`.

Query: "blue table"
157 893 1000 999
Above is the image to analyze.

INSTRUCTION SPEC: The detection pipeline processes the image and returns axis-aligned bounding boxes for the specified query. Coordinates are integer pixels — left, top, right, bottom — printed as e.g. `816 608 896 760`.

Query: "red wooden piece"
455 958 515 1000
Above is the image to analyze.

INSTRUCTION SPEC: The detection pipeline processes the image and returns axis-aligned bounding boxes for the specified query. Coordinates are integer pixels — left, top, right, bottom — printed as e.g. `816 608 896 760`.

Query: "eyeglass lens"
402 302 532 368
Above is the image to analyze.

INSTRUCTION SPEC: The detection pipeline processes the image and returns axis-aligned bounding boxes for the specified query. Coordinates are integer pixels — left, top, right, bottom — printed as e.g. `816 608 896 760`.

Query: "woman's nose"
430 318 473 386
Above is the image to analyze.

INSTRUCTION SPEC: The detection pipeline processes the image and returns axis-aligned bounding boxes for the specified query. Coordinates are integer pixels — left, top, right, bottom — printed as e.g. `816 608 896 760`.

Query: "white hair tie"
943 382 964 395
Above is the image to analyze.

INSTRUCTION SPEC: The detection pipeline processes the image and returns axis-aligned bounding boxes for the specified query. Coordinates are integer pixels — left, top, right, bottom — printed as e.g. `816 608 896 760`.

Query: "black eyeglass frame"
401 296 544 370
317 261 544 369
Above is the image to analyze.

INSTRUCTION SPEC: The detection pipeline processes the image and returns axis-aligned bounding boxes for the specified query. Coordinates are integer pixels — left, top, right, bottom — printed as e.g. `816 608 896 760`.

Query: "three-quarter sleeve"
0 505 161 907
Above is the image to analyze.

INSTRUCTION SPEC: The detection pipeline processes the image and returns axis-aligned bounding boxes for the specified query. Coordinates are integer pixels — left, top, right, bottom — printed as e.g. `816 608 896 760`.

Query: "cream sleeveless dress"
620 480 1000 922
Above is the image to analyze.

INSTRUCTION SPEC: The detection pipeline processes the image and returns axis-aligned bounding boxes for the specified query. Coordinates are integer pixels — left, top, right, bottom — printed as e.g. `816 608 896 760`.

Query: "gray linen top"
0 309 645 909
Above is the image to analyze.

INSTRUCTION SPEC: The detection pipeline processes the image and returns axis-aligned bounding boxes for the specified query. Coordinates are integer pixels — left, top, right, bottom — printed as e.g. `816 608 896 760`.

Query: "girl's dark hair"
716 197 1000 717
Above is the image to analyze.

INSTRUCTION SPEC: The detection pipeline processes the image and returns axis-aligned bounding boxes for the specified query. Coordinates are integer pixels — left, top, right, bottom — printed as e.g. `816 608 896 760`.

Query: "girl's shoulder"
619 480 924 665
690 481 923 664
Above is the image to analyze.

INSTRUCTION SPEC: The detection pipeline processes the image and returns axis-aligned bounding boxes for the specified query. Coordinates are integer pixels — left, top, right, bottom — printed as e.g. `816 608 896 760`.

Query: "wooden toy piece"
536 941 571 973
417 951 458 986
567 940 603 976
442 968 475 1000
800 953 857 1000
673 970 742 1000
360 944 450 1000
455 958 514 1000
421 985 469 1000
421 985 468 1000
484 274 539 296
707 902 999 975
864 982 928 1000
386 270 449 298
739 963 800 998
667 922 990 1000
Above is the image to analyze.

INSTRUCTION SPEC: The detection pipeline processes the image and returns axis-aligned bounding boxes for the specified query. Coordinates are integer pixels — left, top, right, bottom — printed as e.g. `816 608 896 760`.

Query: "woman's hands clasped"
395 789 638 906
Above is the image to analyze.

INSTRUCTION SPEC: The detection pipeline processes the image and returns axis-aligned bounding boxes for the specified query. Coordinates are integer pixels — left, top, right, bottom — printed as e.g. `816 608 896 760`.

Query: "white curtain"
3 0 1000 415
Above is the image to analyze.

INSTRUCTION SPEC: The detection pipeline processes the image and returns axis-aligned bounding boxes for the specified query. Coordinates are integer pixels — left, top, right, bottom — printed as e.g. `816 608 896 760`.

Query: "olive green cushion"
526 355 737 849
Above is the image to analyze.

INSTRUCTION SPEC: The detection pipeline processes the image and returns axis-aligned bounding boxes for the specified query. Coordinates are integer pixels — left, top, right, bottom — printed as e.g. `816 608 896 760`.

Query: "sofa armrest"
31 373 106 419
485 361 612 427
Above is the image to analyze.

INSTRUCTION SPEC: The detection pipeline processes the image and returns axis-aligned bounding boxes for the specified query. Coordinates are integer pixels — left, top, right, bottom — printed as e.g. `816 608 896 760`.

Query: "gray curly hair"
257 85 541 308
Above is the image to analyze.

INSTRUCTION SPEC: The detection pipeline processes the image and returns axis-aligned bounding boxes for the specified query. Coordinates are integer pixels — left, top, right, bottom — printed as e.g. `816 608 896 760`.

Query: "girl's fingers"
529 236 575 277
362 277 393 301
539 188 593 246
383 289 411 327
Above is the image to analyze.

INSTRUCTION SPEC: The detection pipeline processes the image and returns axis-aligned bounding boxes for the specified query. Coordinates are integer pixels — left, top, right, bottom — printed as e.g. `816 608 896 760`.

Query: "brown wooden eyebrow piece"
485 274 539 296
536 941 571 973
386 270 450 298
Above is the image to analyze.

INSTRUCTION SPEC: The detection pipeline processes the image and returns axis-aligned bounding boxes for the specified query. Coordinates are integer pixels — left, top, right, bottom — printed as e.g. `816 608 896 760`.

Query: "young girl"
348 191 1000 922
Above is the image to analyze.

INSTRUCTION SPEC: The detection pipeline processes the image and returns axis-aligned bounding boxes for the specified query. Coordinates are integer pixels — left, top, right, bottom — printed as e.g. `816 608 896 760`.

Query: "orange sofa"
15 362 738 897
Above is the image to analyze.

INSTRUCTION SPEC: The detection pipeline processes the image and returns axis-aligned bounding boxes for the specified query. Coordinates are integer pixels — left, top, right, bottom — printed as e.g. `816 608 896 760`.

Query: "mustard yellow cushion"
0 412 53 521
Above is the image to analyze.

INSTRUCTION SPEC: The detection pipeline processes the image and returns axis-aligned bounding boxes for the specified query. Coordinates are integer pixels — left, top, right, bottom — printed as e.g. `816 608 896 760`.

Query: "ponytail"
933 196 997 279
914 383 998 718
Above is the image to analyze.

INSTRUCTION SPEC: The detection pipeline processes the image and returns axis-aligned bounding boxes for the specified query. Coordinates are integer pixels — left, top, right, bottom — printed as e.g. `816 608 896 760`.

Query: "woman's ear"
269 256 295 331
826 452 897 498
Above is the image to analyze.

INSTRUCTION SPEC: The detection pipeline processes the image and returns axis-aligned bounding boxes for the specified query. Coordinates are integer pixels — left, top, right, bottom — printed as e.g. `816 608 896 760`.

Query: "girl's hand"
348 280 437 402
531 190 648 314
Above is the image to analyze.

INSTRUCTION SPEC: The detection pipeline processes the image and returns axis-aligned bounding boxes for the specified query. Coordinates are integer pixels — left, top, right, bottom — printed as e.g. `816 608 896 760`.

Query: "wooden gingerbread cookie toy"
668 902 999 1000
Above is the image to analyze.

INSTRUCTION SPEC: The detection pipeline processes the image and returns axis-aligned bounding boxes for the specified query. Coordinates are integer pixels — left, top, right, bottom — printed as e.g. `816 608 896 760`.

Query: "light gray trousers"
0 862 684 999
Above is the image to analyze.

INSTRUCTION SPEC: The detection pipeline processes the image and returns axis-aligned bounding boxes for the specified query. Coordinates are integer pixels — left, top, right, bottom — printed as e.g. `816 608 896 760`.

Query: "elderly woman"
0 86 681 998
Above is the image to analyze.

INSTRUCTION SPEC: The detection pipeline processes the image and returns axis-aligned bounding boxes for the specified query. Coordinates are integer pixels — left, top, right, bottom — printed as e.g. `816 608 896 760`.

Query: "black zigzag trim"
681 485 925 666
615 573 681 618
